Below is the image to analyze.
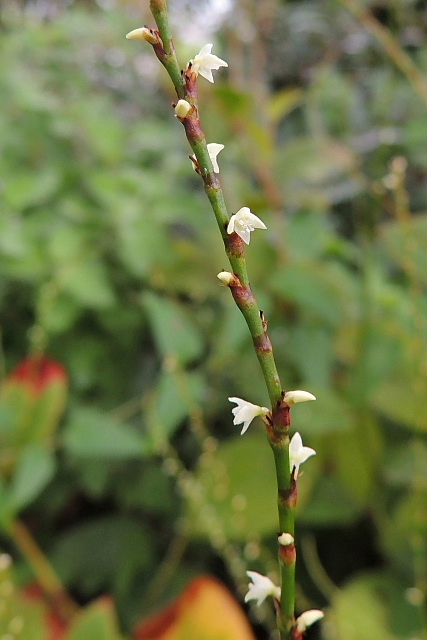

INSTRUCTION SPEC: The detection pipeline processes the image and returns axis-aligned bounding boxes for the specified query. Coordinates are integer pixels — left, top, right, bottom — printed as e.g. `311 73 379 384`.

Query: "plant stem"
149 0 185 99
10 519 79 623
146 3 296 637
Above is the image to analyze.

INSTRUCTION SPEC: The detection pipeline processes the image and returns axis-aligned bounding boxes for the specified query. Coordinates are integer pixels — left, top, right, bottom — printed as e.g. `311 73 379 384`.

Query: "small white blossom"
227 207 267 245
289 432 316 477
245 571 281 606
191 143 224 173
296 609 324 632
278 532 294 546
189 43 228 83
228 397 269 435
283 390 316 406
174 99 192 118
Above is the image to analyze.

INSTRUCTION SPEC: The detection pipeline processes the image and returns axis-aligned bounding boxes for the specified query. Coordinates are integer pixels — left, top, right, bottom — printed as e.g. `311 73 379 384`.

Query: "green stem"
146 3 296 637
149 0 185 99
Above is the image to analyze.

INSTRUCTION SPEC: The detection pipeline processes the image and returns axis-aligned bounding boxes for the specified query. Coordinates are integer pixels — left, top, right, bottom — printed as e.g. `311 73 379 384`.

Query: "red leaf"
10 356 68 396
133 576 257 640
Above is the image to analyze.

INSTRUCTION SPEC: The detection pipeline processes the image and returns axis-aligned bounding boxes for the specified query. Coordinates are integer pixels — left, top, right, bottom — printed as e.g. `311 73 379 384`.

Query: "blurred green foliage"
1 0 427 638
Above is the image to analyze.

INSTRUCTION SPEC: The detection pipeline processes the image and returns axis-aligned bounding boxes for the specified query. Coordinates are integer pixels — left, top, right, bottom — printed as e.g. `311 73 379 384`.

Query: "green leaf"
61 260 116 309
3 169 60 210
142 292 204 365
146 370 205 444
267 88 302 125
372 378 427 432
299 474 362 525
0 562 48 640
9 445 55 511
271 263 348 326
330 572 421 640
63 407 148 459
52 516 152 599
189 433 278 539
64 598 124 640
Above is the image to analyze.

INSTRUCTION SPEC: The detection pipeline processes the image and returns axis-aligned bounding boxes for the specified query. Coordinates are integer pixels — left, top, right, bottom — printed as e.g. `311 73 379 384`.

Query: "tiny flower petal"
126 27 159 44
296 610 324 632
283 390 316 406
207 143 224 173
189 43 228 83
278 532 294 546
191 143 224 173
174 99 192 118
289 432 316 477
228 397 269 435
245 571 281 606
227 207 267 245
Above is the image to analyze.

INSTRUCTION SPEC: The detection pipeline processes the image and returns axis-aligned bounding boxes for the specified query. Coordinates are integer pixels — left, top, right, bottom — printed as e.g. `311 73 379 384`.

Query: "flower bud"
126 27 160 45
296 610 324 632
174 99 192 119
278 532 294 546
283 389 316 406
217 271 236 286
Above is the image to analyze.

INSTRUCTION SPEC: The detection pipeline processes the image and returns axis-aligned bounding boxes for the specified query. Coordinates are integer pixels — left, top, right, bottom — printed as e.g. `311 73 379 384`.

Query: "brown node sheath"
278 480 297 509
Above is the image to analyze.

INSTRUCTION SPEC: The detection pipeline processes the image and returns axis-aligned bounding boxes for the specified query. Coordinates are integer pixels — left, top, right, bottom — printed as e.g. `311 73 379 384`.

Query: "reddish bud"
10 355 67 396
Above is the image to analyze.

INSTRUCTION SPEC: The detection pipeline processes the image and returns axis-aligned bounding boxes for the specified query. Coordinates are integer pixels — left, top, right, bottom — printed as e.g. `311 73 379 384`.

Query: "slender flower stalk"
131 5 322 638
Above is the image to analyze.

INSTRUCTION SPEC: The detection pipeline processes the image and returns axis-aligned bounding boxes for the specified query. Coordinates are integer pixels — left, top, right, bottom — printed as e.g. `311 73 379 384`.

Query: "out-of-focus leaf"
380 490 427 576
3 169 60 210
299 474 362 525
52 517 152 599
65 598 124 640
60 259 116 309
330 572 421 640
133 577 257 640
372 377 427 432
189 433 278 539
275 136 359 206
380 214 427 286
142 292 204 366
267 88 303 125
290 386 355 435
271 262 347 325
213 86 253 118
63 407 148 459
0 558 50 640
334 424 381 507
383 438 427 486
0 356 68 466
9 445 55 511
146 369 205 445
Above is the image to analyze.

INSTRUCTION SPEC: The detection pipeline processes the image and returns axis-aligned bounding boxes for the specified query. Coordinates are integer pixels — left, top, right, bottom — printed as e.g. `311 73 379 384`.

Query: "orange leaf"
134 577 257 640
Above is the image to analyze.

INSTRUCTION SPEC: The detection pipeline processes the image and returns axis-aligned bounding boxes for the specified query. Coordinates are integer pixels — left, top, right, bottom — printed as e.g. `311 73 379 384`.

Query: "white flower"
228 397 269 435
245 571 281 606
296 609 324 632
283 389 316 406
278 532 294 546
174 99 192 118
190 43 228 83
191 143 224 173
289 432 316 477
227 207 267 245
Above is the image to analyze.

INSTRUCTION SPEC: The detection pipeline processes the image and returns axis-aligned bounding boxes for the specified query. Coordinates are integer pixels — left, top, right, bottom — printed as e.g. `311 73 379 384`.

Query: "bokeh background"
1 0 427 638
